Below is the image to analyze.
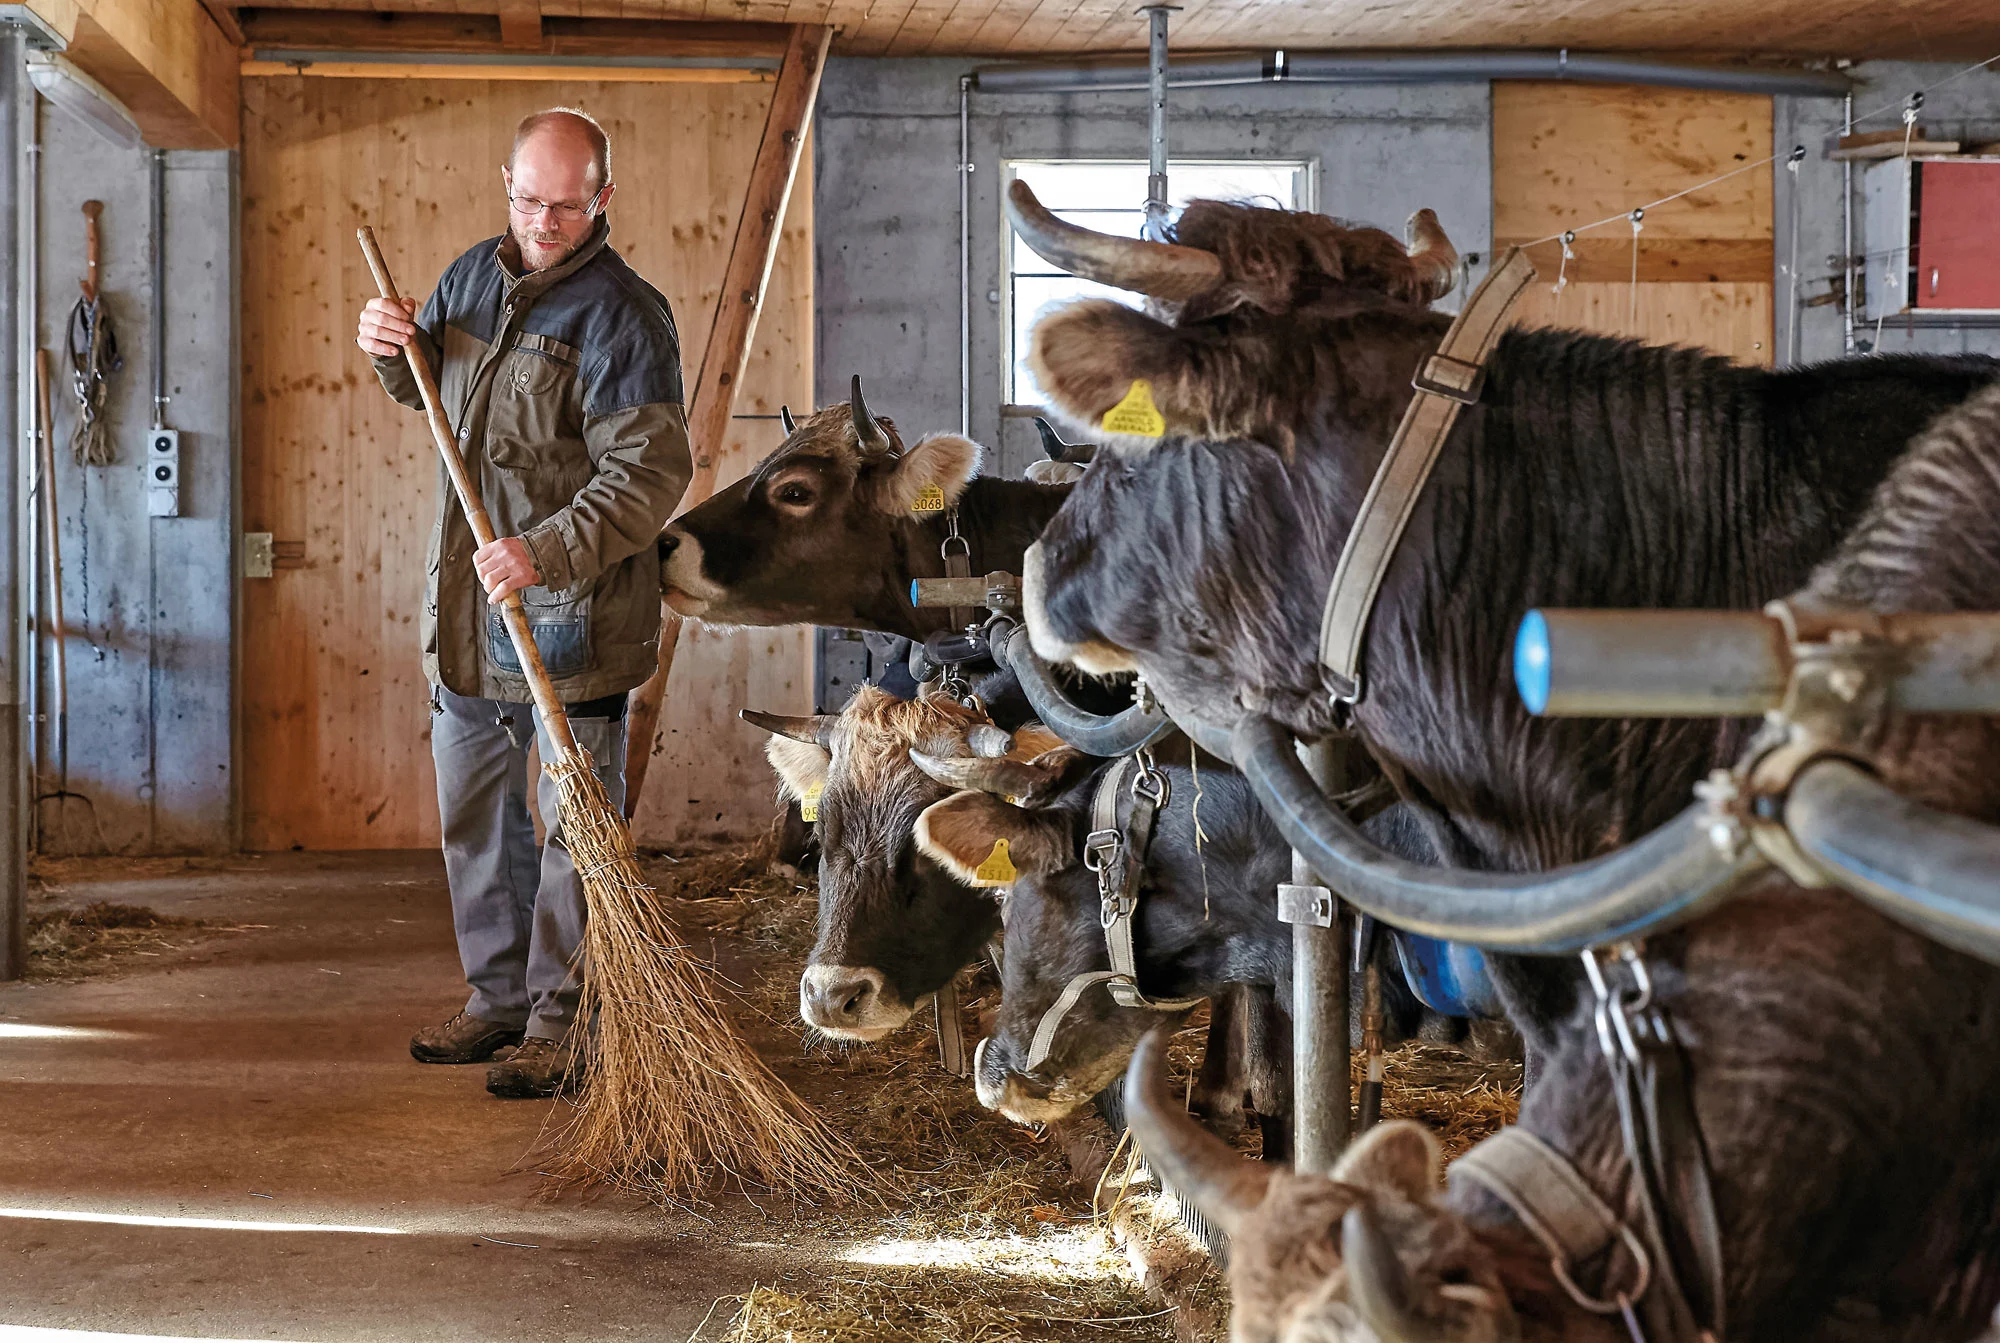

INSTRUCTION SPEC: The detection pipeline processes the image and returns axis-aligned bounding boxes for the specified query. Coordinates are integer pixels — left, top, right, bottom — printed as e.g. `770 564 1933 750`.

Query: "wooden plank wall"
1493 83 1774 365
241 75 812 850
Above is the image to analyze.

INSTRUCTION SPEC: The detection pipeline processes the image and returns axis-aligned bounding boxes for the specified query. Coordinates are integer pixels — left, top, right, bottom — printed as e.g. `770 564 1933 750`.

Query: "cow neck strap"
941 507 976 632
1317 248 1540 704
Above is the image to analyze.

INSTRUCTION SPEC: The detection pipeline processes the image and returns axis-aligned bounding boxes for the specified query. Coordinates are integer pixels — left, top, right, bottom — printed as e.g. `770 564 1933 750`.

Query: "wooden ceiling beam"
236 9 793 58
494 0 540 50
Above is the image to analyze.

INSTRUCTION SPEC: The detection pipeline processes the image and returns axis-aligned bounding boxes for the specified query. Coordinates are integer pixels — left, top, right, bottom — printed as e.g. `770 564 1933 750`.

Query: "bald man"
358 107 690 1099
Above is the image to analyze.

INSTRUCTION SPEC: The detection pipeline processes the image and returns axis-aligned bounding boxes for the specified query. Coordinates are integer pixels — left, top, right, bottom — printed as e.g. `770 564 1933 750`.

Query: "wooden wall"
1493 83 1774 365
241 75 813 851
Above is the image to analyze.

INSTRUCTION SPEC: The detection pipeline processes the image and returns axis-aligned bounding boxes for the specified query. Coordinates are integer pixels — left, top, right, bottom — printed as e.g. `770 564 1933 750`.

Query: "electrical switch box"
1864 157 2000 319
145 428 180 517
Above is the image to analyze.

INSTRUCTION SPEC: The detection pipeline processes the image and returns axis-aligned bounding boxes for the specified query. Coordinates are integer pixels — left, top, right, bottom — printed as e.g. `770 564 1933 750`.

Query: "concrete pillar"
0 24 28 978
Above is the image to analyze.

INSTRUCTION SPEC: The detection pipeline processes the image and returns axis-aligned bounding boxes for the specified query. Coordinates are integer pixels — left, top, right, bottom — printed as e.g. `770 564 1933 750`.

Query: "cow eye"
775 482 814 507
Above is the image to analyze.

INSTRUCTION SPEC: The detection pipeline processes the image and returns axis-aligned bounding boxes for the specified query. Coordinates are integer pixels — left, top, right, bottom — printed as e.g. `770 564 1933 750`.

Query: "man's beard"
511 223 580 271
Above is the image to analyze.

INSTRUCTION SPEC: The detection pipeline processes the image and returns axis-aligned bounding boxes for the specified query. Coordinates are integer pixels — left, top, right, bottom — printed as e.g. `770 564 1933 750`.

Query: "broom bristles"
539 747 867 1202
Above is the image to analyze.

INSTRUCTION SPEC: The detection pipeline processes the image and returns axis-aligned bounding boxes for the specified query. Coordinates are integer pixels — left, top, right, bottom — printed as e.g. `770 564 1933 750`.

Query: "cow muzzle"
1022 542 1138 675
799 963 907 1041
659 528 723 617
973 1036 1111 1125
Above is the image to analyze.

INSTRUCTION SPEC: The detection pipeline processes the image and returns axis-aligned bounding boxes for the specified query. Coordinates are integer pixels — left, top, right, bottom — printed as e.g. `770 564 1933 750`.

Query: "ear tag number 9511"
1101 379 1166 438
973 838 1018 887
910 483 947 514
800 781 824 823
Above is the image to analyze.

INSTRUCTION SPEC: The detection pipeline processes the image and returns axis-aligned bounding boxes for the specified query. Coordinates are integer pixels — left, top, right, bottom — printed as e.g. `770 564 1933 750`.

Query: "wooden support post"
622 22 833 819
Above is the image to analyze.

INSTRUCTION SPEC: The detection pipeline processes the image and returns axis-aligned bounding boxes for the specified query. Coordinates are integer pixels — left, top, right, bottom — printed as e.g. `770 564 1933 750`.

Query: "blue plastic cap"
1514 610 1551 716
910 580 922 607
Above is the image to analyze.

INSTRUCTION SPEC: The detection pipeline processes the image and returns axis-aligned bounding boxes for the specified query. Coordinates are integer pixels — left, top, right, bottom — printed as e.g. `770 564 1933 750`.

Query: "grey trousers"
430 686 627 1040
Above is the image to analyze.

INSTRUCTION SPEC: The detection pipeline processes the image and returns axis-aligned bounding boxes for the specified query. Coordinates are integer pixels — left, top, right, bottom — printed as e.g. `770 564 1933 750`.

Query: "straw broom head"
539 745 867 1202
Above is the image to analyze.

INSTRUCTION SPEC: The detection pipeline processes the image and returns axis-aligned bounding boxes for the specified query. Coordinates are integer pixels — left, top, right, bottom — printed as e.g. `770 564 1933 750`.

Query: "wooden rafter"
622 22 834 818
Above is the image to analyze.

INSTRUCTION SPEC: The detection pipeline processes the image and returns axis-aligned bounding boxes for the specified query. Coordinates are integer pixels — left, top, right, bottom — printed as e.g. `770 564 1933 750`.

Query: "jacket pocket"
487 602 592 679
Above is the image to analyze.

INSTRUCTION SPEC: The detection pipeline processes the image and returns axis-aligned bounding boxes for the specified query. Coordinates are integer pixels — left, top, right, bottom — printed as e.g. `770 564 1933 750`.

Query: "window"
1005 158 1313 405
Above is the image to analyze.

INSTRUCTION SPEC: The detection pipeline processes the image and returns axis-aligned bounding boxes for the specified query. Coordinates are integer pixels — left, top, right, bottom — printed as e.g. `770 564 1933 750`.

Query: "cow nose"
659 529 681 558
800 965 886 1030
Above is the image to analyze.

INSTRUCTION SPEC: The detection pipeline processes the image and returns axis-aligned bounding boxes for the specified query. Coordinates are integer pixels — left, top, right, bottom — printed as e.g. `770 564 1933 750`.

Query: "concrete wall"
34 100 236 854
814 59 1493 483
1777 60 2000 366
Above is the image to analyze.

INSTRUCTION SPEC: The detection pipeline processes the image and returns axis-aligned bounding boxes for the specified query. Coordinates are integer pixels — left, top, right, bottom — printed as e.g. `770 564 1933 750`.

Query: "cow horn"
1405 209 1459 305
781 405 798 435
1123 1031 1269 1237
1035 417 1097 466
1342 1202 1454 1343
908 749 1053 799
967 724 1013 758
851 375 891 454
1007 180 1224 303
740 708 837 748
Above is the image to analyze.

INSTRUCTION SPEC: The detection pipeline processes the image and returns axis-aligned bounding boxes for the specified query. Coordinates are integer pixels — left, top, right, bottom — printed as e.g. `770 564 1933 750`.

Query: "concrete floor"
0 852 818 1342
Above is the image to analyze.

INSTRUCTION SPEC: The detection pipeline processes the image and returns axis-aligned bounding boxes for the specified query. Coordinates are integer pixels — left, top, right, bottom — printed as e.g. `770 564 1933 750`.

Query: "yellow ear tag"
1100 379 1167 438
972 838 1019 887
799 781 824 823
910 482 947 514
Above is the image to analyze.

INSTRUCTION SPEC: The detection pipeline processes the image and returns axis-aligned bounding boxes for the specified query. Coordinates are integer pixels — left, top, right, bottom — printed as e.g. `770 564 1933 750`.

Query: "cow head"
746 687 1070 1040
1126 1033 1557 1343
664 376 983 628
1009 180 1457 457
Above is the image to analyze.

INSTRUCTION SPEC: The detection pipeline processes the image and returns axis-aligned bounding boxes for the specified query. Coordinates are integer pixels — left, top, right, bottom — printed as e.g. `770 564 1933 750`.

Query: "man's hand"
357 297 419 358
475 537 542 604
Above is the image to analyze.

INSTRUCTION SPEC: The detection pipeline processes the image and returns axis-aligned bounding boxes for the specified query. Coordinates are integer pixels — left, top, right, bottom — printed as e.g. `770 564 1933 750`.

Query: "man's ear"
763 736 830 803
915 791 1072 887
1331 1119 1441 1203
871 433 982 516
1026 299 1196 452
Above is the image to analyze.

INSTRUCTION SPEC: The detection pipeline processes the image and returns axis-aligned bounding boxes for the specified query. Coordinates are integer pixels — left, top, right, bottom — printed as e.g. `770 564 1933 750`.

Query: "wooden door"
1493 83 1774 365
241 75 813 850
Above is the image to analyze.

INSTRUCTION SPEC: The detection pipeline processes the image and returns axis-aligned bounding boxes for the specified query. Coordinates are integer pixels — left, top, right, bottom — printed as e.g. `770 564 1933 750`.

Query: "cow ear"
872 433 982 516
1331 1119 1441 1202
763 735 831 803
1026 299 1196 452
915 791 1072 887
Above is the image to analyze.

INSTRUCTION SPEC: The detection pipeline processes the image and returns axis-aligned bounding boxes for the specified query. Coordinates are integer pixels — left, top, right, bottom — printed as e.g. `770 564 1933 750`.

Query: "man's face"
502 131 611 272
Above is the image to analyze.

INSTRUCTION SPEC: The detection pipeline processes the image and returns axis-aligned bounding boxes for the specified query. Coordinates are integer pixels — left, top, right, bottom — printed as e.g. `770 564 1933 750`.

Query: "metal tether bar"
1233 715 1766 953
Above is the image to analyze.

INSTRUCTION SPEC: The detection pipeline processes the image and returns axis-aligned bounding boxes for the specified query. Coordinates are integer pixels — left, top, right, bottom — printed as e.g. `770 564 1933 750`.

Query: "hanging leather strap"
1318 249 1540 702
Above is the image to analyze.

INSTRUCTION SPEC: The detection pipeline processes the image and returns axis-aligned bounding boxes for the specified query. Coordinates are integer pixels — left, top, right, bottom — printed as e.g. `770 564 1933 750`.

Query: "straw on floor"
356 226 862 1204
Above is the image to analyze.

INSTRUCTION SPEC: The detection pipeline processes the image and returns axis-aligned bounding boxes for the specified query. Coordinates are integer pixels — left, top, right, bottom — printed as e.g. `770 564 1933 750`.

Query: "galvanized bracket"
1277 882 1336 928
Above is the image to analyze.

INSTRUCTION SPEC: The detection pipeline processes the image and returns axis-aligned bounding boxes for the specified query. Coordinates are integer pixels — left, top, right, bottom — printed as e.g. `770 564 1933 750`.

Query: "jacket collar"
493 215 612 298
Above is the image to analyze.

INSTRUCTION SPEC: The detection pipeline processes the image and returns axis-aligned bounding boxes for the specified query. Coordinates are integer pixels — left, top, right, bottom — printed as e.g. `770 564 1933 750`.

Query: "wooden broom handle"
356 226 579 758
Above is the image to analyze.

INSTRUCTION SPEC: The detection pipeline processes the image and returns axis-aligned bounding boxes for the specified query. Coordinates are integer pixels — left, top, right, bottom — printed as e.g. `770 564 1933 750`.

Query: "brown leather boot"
410 1011 524 1064
485 1034 580 1099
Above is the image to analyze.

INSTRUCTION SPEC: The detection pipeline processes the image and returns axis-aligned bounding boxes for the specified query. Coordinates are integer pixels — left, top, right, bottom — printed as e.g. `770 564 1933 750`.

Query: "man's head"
503 107 614 272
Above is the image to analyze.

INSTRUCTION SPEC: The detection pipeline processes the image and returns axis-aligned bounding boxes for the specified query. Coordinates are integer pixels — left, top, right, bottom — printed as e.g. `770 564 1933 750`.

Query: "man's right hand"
357 297 419 358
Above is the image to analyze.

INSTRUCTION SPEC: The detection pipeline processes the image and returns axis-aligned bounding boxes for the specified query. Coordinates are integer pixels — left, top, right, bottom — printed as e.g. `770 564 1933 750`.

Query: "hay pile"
25 901 219 979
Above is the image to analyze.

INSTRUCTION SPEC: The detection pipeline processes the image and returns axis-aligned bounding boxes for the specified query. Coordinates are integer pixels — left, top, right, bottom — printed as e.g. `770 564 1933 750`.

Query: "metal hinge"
1276 883 1336 928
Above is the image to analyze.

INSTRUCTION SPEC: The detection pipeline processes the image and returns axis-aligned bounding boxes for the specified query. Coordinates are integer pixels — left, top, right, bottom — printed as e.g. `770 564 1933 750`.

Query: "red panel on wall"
1918 161 2000 310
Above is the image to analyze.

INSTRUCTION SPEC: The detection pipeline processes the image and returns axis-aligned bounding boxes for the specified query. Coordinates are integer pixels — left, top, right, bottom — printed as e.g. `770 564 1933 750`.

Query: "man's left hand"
475 537 542 604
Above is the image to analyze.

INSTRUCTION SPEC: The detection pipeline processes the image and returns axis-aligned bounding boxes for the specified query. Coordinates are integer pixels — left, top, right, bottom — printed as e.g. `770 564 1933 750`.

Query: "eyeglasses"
507 187 607 222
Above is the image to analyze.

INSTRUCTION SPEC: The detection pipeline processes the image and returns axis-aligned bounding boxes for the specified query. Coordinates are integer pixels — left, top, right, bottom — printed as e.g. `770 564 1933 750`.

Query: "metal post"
0 23 28 977
1284 735 1351 1174
19 90 32 854
957 74 971 438
1842 91 1856 356
1139 5 1178 240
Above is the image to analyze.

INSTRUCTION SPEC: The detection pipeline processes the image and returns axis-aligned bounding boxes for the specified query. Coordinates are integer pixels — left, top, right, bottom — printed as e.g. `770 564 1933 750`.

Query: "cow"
1005 182 2000 1054
927 755 1462 1156
1116 335 2000 1343
662 384 1071 638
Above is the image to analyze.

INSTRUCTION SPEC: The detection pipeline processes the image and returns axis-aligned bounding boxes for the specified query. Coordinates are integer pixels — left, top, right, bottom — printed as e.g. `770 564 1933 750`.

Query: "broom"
357 227 863 1202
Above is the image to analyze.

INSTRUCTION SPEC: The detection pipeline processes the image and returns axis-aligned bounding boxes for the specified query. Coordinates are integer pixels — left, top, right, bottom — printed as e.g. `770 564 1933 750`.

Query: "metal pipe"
1515 609 2000 718
958 74 971 439
1140 5 1173 239
0 23 27 977
1787 759 2000 968
1843 91 1856 355
150 148 165 428
19 97 32 852
970 49 1852 98
999 625 1176 756
1234 715 1768 953
1291 735 1350 1175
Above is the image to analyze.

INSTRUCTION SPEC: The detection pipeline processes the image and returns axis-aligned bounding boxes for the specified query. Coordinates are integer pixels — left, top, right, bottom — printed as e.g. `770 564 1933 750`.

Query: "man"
356 108 690 1099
